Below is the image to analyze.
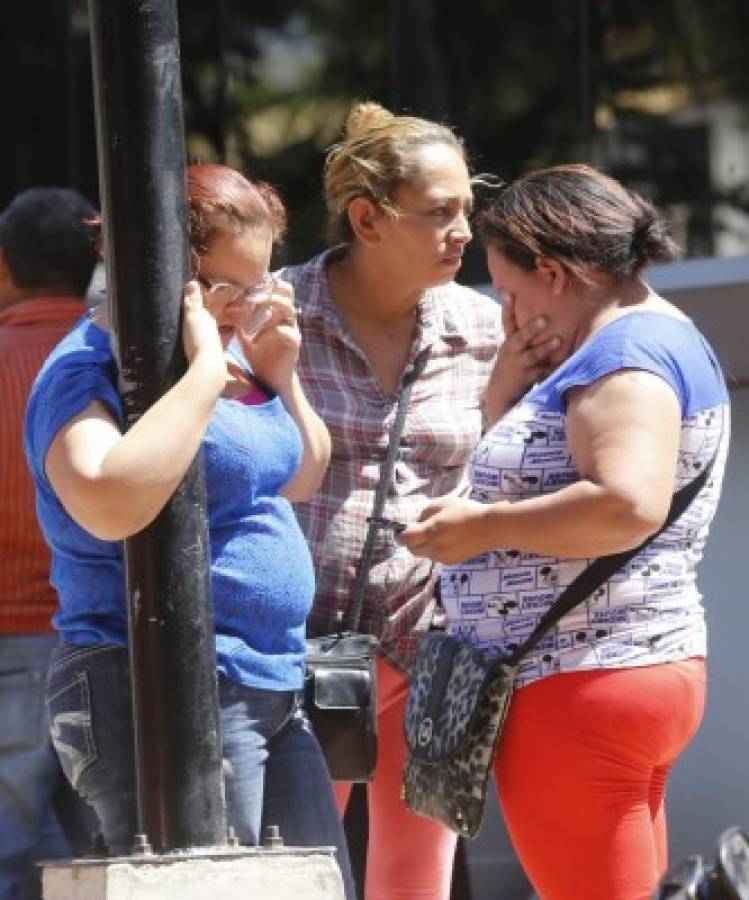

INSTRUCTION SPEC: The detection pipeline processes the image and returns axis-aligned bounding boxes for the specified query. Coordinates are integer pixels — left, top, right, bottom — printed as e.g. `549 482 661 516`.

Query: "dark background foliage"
1 0 747 282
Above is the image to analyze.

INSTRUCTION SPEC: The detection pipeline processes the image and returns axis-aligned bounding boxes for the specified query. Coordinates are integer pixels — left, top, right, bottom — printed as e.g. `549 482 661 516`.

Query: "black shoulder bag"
402 455 716 836
305 355 426 782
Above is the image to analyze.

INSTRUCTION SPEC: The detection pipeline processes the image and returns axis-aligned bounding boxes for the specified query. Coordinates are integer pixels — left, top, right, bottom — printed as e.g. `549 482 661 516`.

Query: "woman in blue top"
400 165 729 900
24 164 353 896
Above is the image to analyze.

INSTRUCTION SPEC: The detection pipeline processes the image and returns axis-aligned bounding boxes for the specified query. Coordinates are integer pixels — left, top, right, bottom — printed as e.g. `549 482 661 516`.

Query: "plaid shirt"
281 249 502 670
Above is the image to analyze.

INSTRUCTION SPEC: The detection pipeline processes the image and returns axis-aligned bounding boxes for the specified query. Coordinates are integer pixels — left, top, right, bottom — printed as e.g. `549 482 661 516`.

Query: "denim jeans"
46 642 355 900
0 635 97 900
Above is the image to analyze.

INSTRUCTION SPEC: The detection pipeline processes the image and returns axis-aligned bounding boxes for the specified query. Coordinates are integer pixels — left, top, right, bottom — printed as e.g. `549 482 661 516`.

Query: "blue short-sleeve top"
24 316 315 690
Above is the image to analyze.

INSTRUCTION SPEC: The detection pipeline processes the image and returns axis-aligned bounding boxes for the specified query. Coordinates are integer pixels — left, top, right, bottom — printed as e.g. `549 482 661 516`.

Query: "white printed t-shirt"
441 311 730 689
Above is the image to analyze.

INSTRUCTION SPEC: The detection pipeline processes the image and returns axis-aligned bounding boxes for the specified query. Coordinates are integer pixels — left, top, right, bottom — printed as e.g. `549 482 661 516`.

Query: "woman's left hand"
397 496 495 564
234 278 300 394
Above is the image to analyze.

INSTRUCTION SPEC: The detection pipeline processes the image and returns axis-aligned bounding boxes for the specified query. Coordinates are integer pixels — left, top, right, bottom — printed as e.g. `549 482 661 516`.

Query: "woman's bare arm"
277 372 331 502
45 284 227 541
400 369 681 563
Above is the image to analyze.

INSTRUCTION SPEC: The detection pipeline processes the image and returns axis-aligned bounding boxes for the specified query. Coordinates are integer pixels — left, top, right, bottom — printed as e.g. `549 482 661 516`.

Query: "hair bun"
343 101 395 141
630 215 652 255
630 208 677 266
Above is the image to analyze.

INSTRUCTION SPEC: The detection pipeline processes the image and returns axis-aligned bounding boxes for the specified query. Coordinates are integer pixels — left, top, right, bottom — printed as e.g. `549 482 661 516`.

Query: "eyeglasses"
197 271 276 307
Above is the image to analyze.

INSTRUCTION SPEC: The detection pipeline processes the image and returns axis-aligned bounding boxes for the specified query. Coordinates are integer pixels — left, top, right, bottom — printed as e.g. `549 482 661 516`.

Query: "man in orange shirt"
0 188 99 900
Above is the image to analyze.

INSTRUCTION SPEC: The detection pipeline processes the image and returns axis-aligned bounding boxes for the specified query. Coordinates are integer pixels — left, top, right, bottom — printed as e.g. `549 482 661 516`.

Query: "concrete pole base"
42 847 345 900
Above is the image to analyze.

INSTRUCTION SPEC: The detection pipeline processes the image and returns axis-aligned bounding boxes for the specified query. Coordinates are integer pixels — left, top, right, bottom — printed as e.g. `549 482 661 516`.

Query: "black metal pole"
88 0 226 852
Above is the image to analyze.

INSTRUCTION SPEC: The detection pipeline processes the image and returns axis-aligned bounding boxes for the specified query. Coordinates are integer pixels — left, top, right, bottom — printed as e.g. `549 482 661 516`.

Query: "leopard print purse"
402 454 714 838
402 632 516 838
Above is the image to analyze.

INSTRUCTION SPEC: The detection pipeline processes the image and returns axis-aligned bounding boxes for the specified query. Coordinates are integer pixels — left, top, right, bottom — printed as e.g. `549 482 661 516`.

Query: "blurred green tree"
1 0 746 265
175 0 749 270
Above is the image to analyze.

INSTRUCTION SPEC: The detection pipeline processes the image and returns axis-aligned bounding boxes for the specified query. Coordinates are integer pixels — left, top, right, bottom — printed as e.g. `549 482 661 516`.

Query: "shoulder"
431 282 503 342
537 312 728 416
276 250 330 305
34 316 114 382
586 312 724 389
25 318 122 471
276 250 339 323
0 317 65 372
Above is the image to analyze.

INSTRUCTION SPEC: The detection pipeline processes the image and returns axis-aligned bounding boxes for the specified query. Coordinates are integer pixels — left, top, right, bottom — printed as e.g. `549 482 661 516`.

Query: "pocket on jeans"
47 672 98 788
0 668 47 752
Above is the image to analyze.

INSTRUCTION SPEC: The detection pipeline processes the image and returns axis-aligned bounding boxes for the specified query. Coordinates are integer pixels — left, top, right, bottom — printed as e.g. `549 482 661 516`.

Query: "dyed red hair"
186 164 287 254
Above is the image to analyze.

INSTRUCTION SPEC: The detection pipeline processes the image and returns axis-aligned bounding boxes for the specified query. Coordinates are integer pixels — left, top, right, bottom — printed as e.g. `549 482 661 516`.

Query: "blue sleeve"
25 353 123 486
542 315 727 417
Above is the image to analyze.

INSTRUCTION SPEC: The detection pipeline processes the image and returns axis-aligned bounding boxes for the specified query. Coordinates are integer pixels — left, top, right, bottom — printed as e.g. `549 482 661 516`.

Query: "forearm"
482 362 521 429
481 314 561 429
278 373 331 501
481 480 666 559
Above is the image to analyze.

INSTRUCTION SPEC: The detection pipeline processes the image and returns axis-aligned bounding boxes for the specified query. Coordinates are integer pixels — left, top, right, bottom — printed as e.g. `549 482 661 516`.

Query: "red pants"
335 657 457 900
494 659 706 900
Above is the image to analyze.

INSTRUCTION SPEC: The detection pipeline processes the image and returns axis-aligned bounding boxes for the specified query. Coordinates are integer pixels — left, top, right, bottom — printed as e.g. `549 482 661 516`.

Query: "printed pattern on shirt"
442 396 729 689
281 250 502 667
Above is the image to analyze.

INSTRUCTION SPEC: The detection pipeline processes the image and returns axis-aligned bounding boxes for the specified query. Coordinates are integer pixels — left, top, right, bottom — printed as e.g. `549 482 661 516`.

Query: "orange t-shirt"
0 296 85 634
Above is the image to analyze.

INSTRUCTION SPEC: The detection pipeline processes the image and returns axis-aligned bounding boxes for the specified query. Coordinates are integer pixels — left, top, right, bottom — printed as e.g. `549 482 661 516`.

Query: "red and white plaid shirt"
282 249 502 669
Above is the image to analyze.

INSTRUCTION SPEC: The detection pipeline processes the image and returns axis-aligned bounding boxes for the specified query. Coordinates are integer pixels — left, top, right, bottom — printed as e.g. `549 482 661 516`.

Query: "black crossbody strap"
506 451 718 666
348 353 428 631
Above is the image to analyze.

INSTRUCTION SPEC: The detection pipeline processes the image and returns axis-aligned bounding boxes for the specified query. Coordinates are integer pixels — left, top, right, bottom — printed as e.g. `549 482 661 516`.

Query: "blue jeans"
46 642 354 900
0 636 96 900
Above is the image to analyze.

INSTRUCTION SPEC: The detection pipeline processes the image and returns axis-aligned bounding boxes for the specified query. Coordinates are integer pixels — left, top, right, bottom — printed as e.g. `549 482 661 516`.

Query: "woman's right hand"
235 278 301 395
182 280 227 383
483 297 561 425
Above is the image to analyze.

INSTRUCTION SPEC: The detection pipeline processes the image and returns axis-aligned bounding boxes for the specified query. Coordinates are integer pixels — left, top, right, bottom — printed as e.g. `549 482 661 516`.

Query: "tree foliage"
175 0 749 268
2 0 747 265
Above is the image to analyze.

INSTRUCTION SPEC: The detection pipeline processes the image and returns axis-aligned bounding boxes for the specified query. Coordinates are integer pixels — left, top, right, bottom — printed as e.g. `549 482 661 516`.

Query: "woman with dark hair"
401 164 730 900
24 164 354 896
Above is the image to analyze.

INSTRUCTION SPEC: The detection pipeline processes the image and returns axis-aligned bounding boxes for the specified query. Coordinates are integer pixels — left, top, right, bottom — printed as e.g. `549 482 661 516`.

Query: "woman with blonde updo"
279 102 556 900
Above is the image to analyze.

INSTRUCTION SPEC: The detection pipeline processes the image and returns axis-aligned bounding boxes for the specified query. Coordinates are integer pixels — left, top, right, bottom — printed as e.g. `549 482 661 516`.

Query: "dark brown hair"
186 164 287 254
0 187 98 295
477 164 679 283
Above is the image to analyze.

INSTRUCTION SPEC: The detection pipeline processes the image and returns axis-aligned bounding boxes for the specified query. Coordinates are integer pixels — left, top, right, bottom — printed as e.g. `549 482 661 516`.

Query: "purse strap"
347 353 428 632
506 448 719 667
